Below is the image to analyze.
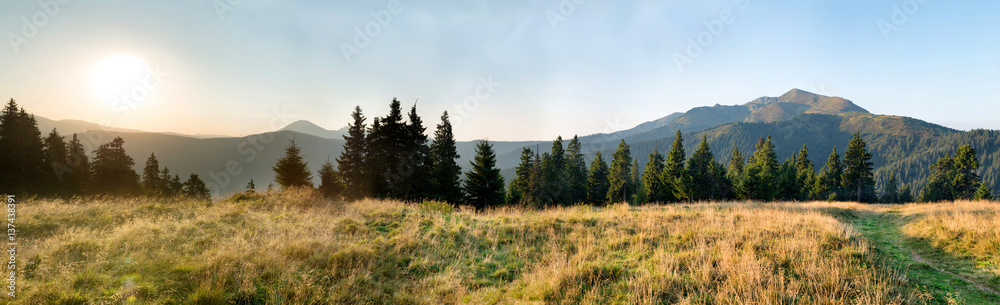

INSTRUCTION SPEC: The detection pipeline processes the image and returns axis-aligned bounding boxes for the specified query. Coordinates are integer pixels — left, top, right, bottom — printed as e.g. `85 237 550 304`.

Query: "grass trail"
839 206 1000 304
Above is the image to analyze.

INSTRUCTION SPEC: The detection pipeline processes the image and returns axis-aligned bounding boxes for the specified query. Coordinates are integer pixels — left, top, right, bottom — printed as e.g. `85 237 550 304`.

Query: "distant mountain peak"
278 120 347 139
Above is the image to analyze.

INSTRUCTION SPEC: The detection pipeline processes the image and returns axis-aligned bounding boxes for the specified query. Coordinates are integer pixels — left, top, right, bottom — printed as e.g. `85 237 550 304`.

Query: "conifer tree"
317 159 345 198
565 135 588 205
66 133 90 195
529 150 543 207
90 137 141 195
0 99 46 194
586 152 610 205
842 132 875 202
973 182 993 201
727 145 746 199
429 111 463 203
662 130 686 201
338 106 369 200
631 157 645 203
142 153 162 196
399 104 431 200
183 174 210 200
953 144 981 200
899 183 915 203
42 128 68 195
463 140 505 209
642 148 666 203
920 155 956 202
776 157 800 200
607 140 633 203
367 99 408 198
508 148 534 205
744 136 779 200
541 136 567 205
821 147 844 200
273 138 312 189
685 135 715 201
882 174 899 203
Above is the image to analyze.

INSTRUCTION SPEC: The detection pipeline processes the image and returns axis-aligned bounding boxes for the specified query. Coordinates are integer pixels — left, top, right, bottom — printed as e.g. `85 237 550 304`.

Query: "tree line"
0 99 210 199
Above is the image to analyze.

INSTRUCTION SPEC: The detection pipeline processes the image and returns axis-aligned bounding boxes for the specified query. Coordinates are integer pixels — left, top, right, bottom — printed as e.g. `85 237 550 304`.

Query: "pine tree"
565 135 588 205
630 157 646 203
247 179 256 191
142 153 162 196
367 99 408 198
528 150 543 207
663 130 686 201
65 133 90 195
607 140 633 203
338 106 369 200
586 152 610 205
882 174 899 203
541 136 567 206
920 155 956 202
744 136 779 200
42 128 69 195
899 183 915 203
429 111 463 203
685 135 714 201
183 174 210 200
0 99 46 194
317 159 345 198
842 132 875 202
821 147 844 200
727 145 745 199
776 158 800 200
90 137 141 195
642 148 666 203
795 145 816 199
463 140 505 209
508 148 534 205
273 138 312 189
398 104 431 200
973 182 993 201
953 144 981 200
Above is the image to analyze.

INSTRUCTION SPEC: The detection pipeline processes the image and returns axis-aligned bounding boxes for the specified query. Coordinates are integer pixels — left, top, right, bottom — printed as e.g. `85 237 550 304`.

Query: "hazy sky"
1 0 998 141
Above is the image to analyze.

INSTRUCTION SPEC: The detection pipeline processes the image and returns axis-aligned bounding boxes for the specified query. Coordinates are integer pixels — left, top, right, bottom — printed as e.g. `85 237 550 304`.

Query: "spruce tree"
685 135 714 201
367 99 408 198
528 150 543 207
953 144 981 200
899 183 915 203
841 132 875 202
317 159 345 198
744 136 779 200
42 128 68 195
0 99 46 194
565 135 588 205
920 155 956 202
973 182 993 201
273 138 313 189
183 174 210 200
90 137 141 195
399 104 431 200
882 174 899 203
338 106 369 200
66 133 90 195
586 152 610 205
822 147 844 200
642 148 666 203
727 145 745 199
508 148 534 205
630 157 645 203
662 130 686 201
607 140 633 203
142 153 162 196
463 140 505 209
429 111 463 203
542 136 567 205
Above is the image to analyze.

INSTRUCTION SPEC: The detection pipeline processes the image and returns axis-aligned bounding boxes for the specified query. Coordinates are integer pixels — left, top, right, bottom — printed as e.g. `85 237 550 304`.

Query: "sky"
0 0 998 141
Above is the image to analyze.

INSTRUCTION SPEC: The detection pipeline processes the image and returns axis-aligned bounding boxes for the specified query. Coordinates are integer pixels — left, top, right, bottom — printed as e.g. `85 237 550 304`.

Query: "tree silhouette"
317 159 345 198
463 140 504 209
338 106 369 200
90 137 140 195
273 137 312 189
429 111 462 203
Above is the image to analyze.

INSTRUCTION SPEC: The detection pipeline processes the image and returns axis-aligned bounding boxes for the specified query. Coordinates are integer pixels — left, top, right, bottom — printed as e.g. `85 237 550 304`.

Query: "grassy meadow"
11 189 1000 304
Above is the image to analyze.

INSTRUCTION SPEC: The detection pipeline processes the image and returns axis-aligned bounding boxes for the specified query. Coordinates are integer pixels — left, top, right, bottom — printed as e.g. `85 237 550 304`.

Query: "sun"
90 55 150 102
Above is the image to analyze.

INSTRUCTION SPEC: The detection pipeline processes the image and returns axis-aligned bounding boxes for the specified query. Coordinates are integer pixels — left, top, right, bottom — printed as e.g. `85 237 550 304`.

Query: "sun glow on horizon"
90 55 150 103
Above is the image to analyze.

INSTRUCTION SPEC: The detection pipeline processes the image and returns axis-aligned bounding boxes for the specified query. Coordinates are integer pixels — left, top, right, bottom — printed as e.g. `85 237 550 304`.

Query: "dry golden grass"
15 190 925 304
900 200 1000 276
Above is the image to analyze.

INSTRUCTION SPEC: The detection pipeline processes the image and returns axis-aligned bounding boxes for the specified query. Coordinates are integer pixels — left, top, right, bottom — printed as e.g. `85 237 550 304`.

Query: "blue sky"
1 0 998 141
